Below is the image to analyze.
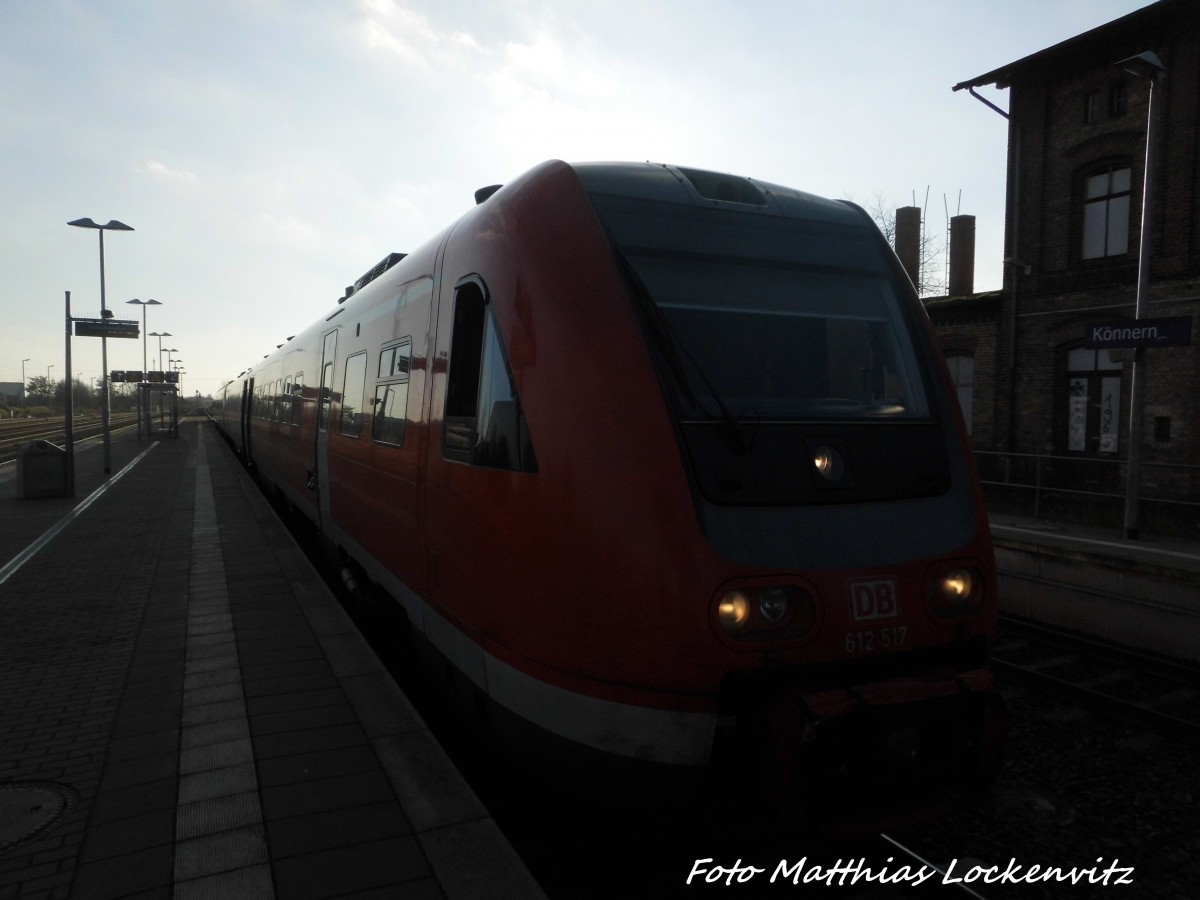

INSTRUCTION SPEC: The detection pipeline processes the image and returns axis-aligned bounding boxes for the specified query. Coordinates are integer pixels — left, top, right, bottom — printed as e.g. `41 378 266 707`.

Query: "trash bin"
18 440 68 499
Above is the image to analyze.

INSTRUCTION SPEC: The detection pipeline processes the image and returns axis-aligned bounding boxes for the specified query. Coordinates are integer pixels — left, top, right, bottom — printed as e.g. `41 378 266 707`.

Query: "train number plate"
849 577 899 621
844 626 908 654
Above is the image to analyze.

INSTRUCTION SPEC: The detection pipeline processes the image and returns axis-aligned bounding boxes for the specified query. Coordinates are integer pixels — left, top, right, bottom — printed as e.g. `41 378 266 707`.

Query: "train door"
241 377 254 463
424 276 537 622
314 329 338 534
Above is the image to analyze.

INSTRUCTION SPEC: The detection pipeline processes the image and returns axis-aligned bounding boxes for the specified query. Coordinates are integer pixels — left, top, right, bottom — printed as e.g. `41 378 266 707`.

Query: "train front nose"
727 670 1007 833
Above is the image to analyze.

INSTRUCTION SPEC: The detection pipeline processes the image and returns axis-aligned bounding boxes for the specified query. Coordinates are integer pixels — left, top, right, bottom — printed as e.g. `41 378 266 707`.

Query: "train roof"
569 161 866 228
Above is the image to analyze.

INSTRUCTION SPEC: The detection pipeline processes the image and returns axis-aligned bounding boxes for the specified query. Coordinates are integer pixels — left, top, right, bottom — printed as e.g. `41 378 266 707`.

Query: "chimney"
948 214 976 297
894 206 922 289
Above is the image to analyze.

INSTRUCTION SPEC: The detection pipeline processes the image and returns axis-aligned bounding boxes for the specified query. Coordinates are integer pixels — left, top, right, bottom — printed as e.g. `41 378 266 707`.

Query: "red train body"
217 160 1005 829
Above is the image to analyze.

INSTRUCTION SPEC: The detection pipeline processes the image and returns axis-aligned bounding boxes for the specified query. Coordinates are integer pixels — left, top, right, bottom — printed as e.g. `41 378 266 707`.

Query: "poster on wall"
1068 377 1087 451
1099 376 1121 453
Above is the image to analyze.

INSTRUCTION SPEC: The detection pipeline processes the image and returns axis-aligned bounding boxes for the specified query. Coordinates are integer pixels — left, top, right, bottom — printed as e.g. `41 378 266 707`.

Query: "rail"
0 413 139 464
991 614 1200 745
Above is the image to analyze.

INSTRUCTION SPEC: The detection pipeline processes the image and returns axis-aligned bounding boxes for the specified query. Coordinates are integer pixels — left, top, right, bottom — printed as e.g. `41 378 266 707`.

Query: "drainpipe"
964 85 1023 454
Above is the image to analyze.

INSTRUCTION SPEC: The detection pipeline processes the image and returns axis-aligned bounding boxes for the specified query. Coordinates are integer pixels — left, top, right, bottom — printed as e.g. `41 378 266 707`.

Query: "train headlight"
926 564 985 616
758 588 789 623
715 585 815 640
941 570 973 601
811 445 845 481
718 591 751 632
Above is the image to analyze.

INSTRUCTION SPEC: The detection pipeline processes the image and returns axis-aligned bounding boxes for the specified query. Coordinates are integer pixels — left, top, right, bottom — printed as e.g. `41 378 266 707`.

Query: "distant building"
932 0 1199 531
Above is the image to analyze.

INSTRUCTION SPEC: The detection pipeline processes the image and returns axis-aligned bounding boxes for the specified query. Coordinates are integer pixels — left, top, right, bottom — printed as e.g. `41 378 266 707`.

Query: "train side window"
281 378 292 422
291 373 303 426
443 279 537 471
340 351 368 437
373 338 411 447
318 331 337 433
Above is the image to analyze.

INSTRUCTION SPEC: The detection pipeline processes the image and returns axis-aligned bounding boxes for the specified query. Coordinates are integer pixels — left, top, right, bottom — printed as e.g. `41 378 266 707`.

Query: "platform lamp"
150 332 172 376
68 217 134 474
126 298 161 376
1117 50 1165 540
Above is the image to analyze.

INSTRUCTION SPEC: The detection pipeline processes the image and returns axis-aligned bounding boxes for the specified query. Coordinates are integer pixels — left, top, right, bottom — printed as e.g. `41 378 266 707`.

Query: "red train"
217 160 1005 829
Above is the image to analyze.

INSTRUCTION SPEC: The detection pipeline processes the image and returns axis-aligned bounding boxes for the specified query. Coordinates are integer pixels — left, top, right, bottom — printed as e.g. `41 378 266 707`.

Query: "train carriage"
218 160 1005 829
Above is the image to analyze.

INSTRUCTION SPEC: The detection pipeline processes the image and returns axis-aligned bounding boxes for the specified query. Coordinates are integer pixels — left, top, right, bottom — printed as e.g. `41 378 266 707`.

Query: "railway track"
0 414 138 464
991 614 1200 744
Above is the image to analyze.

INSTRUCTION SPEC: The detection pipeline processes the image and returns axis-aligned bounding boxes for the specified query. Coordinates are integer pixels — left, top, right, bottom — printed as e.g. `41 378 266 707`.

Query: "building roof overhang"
953 0 1183 92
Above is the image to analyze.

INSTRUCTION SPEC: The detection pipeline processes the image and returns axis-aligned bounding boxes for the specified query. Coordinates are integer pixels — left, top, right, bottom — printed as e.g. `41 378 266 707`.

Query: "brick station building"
921 0 1200 533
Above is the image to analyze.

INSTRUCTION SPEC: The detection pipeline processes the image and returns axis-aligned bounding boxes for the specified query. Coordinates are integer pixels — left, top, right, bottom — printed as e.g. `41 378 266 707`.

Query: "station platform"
988 510 1200 663
989 511 1200 574
0 420 545 899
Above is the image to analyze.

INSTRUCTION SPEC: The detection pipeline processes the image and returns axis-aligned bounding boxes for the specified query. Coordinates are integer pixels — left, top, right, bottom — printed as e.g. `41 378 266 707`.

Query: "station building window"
1064 346 1123 454
944 352 975 435
1081 164 1132 260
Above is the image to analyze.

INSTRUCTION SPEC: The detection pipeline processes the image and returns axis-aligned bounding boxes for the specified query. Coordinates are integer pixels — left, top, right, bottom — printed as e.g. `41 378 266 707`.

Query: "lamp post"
149 332 172 376
1117 51 1165 540
126 298 161 376
21 358 29 409
68 217 134 474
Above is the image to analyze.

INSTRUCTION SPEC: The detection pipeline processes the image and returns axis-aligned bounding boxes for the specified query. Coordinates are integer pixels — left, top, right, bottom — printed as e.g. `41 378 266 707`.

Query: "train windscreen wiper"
612 249 748 454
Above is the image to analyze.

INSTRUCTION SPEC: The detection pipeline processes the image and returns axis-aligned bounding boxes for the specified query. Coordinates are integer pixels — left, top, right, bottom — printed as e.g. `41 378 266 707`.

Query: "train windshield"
624 252 931 421
590 192 933 423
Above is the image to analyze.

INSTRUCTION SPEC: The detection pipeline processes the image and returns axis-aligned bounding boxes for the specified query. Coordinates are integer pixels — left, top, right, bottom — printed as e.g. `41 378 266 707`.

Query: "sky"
2 0 1156 401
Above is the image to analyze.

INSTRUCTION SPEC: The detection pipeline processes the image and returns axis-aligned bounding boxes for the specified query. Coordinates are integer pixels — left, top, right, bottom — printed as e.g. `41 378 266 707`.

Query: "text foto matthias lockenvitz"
687 856 1135 888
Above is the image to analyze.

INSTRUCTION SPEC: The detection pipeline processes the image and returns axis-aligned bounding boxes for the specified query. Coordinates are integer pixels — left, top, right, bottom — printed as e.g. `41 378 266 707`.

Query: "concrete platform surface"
0 420 545 899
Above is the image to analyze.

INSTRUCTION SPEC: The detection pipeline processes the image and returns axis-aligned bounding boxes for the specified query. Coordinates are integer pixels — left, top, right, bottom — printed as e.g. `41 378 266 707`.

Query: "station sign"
110 371 143 383
1084 316 1192 349
74 318 139 339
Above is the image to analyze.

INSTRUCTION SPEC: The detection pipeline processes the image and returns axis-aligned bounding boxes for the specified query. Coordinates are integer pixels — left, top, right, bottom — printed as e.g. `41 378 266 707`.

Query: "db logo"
850 578 899 621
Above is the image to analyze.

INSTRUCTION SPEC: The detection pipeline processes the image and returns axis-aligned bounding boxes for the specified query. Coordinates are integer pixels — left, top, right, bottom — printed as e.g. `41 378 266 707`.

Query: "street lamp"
1117 50 1165 540
68 217 134 474
126 298 162 375
149 332 172 376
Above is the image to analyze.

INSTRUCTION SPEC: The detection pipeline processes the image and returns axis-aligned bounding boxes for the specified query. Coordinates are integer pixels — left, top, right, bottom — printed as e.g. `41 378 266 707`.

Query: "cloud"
357 0 480 70
143 160 199 185
253 209 320 245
